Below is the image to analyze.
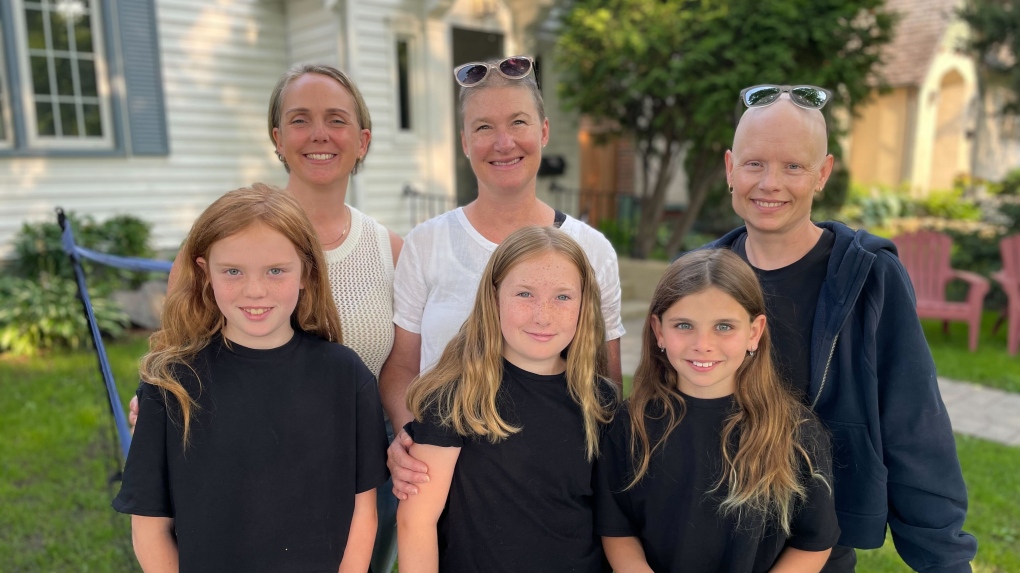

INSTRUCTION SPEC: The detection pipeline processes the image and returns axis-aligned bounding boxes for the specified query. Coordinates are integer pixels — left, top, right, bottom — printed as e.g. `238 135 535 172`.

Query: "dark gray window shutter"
118 0 168 155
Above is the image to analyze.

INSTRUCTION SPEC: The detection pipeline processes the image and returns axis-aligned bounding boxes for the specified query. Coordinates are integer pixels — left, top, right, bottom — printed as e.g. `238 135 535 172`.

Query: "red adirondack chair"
992 234 1020 355
892 230 990 352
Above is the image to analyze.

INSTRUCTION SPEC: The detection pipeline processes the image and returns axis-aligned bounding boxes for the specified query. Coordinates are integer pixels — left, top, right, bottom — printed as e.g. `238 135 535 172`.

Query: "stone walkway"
619 317 1020 447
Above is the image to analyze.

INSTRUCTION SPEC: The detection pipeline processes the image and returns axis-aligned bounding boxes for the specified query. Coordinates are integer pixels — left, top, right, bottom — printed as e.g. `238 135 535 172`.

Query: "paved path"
619 317 1020 447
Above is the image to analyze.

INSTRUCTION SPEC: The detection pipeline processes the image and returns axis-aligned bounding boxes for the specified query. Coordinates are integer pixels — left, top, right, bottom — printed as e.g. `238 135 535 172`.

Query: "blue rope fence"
57 208 173 459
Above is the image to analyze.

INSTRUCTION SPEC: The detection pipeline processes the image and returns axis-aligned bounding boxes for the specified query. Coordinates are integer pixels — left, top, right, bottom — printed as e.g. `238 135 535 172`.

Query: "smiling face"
272 72 370 189
198 224 303 349
461 85 549 197
497 250 582 375
650 286 765 399
725 98 833 240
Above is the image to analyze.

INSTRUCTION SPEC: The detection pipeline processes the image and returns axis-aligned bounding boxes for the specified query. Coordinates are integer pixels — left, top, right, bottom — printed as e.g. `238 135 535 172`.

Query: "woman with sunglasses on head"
379 56 624 501
129 64 404 573
709 85 975 572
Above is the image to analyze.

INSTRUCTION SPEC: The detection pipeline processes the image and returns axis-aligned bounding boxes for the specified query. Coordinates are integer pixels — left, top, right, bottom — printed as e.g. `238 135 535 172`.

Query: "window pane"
50 10 70 52
83 104 101 136
55 57 75 96
60 103 79 136
31 55 51 95
25 8 46 50
36 101 56 135
75 15 93 52
78 59 96 97
397 40 411 130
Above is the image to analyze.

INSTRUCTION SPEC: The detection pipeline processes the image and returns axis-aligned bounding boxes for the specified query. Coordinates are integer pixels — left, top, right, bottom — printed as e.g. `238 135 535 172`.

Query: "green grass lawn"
922 311 1020 393
0 334 147 572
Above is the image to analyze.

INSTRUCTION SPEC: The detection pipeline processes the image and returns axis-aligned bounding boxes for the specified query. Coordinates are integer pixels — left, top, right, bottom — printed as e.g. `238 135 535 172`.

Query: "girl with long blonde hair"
597 249 838 572
396 225 618 573
113 184 388 573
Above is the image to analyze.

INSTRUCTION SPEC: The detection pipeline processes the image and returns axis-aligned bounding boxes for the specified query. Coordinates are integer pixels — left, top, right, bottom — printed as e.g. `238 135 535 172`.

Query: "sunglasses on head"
454 56 538 89
739 84 832 110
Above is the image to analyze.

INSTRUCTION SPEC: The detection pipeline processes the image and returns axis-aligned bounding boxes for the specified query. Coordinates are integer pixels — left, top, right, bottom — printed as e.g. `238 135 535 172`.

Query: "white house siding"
284 0 342 67
348 1 429 235
0 0 289 258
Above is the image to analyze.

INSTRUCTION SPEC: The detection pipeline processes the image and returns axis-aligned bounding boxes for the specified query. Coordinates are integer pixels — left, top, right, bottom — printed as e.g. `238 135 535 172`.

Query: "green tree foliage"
959 0 1020 114
555 0 896 258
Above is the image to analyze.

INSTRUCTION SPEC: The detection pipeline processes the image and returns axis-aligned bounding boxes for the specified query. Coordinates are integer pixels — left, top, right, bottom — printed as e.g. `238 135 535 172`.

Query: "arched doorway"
929 70 967 191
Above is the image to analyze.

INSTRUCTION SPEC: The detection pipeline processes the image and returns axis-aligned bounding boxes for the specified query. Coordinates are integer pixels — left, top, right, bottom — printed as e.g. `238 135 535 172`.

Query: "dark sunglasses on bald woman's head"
739 84 832 110
454 56 538 89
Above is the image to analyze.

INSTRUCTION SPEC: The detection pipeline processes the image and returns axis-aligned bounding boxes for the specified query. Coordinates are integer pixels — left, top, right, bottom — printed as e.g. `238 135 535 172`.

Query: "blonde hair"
268 64 372 174
457 59 545 123
627 249 827 533
139 183 342 446
406 226 616 460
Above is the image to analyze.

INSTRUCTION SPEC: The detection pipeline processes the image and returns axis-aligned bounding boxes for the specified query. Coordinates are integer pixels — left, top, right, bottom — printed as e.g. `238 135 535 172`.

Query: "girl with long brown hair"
596 249 838 572
396 226 618 573
113 184 388 573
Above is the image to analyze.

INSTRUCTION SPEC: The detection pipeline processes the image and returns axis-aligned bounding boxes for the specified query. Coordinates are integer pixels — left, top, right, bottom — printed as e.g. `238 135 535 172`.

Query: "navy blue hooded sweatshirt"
711 221 977 573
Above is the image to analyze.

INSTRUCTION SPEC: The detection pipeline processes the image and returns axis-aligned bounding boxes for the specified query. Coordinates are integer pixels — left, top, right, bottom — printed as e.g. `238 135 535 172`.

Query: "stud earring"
659 345 665 353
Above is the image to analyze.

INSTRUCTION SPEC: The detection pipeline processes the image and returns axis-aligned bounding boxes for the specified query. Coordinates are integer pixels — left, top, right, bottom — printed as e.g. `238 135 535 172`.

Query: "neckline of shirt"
323 206 365 263
454 207 574 251
217 329 303 359
502 357 567 383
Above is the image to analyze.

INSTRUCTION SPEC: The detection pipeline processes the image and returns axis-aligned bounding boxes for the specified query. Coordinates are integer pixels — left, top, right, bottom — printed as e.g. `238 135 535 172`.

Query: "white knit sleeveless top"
324 206 395 377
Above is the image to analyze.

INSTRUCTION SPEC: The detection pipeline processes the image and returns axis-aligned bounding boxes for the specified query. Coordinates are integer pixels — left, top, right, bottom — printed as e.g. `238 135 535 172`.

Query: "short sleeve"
392 230 428 335
594 412 638 537
355 364 391 493
595 243 624 341
112 383 173 517
786 419 841 551
404 403 465 449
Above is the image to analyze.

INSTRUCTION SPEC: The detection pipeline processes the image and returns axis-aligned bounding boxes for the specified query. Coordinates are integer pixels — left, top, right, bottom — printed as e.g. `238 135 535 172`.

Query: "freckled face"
461 85 549 197
725 101 833 238
498 251 582 375
650 287 765 399
272 73 370 189
197 225 304 350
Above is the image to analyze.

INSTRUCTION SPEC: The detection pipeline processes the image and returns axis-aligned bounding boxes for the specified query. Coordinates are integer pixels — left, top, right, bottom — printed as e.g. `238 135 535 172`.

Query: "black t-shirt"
596 394 839 573
113 330 389 573
732 230 834 399
404 360 613 573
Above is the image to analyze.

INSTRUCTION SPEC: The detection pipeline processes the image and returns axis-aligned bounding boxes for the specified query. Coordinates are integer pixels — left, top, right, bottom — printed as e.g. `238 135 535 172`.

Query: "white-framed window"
0 11 13 148
15 0 112 148
0 0 167 156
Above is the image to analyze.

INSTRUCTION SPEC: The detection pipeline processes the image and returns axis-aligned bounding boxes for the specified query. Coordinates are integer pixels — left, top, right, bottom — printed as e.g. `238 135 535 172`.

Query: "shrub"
1 212 155 356
915 188 982 221
11 212 156 290
0 277 129 356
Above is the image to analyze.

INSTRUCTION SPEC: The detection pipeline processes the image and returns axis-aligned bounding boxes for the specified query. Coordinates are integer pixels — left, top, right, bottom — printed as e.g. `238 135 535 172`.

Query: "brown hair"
268 64 372 174
406 226 616 460
457 58 545 124
139 183 342 446
627 249 827 533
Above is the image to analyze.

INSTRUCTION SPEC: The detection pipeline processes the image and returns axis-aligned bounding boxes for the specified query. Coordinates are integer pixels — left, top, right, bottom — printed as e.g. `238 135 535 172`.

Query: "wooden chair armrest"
952 270 990 302
992 271 1020 299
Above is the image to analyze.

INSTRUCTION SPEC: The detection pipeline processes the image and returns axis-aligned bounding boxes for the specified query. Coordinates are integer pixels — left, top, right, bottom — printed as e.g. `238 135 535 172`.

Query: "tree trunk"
664 166 723 258
634 139 682 258
663 147 725 259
